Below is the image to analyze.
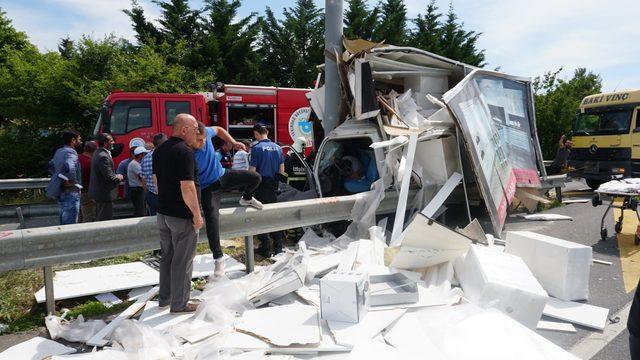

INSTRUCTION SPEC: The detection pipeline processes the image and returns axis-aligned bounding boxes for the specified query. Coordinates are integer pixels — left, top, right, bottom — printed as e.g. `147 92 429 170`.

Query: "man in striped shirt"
141 133 167 216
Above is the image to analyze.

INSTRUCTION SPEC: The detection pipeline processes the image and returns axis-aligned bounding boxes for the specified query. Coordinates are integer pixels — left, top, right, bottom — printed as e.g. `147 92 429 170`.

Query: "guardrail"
0 178 49 190
0 190 404 313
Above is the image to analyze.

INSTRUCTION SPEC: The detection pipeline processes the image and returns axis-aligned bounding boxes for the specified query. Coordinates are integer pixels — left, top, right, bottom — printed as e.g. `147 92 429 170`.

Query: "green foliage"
374 0 407 45
534 68 602 159
344 0 379 41
410 0 442 54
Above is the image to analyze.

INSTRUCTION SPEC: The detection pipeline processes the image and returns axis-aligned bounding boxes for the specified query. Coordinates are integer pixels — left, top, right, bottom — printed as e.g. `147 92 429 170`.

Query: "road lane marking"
613 205 640 293
570 300 631 359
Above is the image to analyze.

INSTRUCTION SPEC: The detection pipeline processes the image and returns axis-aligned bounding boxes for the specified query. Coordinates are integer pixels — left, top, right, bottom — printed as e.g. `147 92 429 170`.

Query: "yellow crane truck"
568 89 640 190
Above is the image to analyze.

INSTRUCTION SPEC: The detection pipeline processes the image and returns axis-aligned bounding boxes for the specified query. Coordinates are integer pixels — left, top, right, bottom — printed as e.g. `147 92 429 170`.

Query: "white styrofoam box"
403 69 450 114
505 231 592 301
414 136 460 186
454 245 548 329
320 271 370 323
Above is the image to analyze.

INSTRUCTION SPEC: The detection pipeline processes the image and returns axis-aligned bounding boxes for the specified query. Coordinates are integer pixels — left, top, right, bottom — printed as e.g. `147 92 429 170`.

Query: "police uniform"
251 138 284 255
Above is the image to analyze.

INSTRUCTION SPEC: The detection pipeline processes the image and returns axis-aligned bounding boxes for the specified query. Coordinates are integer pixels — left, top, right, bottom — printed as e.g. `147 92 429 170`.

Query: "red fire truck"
93 84 313 166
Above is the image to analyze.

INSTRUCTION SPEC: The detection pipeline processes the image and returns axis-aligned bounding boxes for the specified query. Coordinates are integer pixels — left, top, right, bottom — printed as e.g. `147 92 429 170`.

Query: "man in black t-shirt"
152 113 203 313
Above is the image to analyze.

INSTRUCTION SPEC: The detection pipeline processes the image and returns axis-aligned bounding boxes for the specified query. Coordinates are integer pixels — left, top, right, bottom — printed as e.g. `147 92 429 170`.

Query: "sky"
3 0 639 92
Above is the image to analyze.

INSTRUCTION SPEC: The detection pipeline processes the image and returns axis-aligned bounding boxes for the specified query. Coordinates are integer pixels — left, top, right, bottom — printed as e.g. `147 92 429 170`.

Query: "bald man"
152 113 203 313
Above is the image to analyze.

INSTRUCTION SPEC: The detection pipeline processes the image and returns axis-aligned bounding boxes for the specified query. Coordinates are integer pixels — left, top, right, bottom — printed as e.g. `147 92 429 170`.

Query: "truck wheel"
630 198 638 211
615 221 623 234
586 179 603 191
600 228 608 241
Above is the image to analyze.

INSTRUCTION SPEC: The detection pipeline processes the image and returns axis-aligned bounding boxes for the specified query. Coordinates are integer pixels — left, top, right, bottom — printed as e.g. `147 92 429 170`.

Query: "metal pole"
456 127 473 224
323 0 343 134
44 266 55 315
244 236 254 273
16 207 25 229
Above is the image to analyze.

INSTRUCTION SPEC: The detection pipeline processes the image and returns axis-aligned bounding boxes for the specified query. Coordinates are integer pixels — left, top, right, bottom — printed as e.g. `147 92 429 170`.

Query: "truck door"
631 108 640 175
106 97 158 166
158 97 198 136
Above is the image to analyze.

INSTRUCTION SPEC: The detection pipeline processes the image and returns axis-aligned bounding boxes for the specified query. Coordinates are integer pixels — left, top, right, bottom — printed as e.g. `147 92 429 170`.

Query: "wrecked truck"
295 39 548 237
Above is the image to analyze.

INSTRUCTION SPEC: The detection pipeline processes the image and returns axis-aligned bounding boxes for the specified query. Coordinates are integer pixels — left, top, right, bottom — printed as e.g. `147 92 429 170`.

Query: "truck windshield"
574 108 633 135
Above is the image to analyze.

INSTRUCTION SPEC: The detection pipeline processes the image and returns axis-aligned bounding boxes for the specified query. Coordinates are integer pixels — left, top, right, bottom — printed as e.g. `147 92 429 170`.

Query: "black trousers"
95 201 113 221
632 333 640 360
254 178 284 253
130 186 145 217
201 169 261 259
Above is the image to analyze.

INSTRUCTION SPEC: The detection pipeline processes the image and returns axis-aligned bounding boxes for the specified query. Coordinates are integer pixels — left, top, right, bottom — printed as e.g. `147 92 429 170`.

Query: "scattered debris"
562 198 590 204
543 297 610 331
235 304 321 347
94 292 122 308
0 337 76 360
320 271 369 323
537 320 577 333
369 273 418 306
506 231 592 301
327 309 406 347
138 301 193 331
519 213 573 221
46 314 106 343
593 259 613 266
455 244 548 328
0 323 8 334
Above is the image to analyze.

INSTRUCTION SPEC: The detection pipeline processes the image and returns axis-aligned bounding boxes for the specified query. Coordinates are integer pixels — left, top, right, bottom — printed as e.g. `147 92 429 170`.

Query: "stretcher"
592 189 640 244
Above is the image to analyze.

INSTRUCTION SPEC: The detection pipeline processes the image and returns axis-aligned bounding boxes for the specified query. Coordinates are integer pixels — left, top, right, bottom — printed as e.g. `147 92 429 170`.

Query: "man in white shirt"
232 140 252 170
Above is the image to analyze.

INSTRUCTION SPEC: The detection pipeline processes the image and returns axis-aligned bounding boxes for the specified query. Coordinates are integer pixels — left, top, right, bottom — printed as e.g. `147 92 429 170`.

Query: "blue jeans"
58 191 80 225
145 191 159 216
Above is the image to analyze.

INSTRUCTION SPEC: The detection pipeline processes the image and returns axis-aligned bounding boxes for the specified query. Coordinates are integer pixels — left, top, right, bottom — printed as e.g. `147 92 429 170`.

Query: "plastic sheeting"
45 314 107 343
110 320 179 359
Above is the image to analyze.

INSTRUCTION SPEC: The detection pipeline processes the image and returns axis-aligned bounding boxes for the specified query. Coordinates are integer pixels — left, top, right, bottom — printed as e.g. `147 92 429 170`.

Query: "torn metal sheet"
235 304 321 347
86 286 159 347
537 320 577 333
34 262 159 303
389 215 471 269
543 297 609 331
442 70 543 235
138 301 193 331
0 337 76 360
326 309 406 347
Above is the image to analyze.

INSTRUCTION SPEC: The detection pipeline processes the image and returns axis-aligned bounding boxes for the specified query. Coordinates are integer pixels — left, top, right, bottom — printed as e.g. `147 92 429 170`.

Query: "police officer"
250 124 286 257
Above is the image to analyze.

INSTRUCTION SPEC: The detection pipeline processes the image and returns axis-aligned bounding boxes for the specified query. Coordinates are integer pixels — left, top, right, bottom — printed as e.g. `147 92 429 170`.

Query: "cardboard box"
506 231 592 301
454 245 548 329
320 271 369 323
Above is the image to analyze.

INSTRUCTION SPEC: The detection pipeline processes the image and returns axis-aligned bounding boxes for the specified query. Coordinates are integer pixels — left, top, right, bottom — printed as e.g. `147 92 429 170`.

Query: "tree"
0 7 35 64
374 0 407 45
534 68 602 158
410 0 442 53
259 1 324 87
58 36 75 60
438 4 485 66
199 0 262 84
344 0 378 40
123 0 162 46
152 0 200 45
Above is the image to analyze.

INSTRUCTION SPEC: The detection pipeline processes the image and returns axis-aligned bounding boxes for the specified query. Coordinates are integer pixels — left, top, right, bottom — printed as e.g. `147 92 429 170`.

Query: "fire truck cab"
93 85 312 167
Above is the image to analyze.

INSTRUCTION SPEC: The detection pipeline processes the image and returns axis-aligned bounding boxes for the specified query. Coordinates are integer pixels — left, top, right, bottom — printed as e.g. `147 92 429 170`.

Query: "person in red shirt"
78 140 97 222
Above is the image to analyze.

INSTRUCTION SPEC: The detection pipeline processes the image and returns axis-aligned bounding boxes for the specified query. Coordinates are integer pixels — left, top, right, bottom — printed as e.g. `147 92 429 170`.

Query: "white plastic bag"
111 319 178 360
45 314 106 343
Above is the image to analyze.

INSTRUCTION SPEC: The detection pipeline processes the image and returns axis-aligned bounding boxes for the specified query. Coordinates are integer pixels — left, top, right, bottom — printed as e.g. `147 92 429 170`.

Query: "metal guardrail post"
16 207 25 229
43 266 55 315
244 236 254 273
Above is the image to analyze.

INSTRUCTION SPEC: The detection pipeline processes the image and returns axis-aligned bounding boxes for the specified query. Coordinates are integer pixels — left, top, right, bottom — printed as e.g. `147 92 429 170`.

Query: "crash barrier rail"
0 190 404 314
0 178 50 190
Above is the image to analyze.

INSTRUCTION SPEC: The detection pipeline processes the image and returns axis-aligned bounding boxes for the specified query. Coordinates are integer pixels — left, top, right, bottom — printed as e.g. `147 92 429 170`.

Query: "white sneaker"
214 257 225 277
239 197 264 210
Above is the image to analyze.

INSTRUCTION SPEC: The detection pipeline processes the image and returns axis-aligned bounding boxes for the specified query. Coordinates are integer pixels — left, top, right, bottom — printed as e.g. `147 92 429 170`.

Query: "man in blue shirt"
194 122 262 277
46 130 82 225
117 147 137 200
250 124 286 257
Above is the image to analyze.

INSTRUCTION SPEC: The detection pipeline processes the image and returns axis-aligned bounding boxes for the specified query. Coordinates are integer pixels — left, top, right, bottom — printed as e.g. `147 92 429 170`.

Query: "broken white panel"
537 320 577 333
420 172 463 218
127 286 153 302
454 245 548 329
383 312 447 360
562 198 590 204
192 253 246 278
235 304 321 347
520 214 573 221
0 337 76 360
543 297 609 331
86 286 159 347
94 292 122 308
414 304 579 360
222 320 350 354
390 132 419 246
138 301 193 331
457 218 487 244
327 309 406 347
34 262 159 303
297 280 321 307
51 349 128 360
369 136 408 150
413 136 459 187
506 231 592 301
171 302 234 344
389 214 471 269
306 86 325 121
345 339 412 359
